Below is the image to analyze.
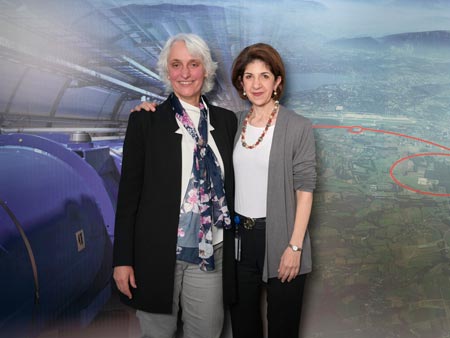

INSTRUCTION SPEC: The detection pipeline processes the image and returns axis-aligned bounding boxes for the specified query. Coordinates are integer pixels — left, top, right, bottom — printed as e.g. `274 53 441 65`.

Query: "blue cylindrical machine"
0 133 117 338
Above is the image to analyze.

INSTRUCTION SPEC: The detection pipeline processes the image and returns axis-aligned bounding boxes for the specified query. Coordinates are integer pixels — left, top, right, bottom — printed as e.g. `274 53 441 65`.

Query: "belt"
235 213 266 230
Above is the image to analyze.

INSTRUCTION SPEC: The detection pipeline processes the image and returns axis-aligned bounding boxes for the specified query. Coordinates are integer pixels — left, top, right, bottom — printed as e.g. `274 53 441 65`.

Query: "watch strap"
288 244 303 252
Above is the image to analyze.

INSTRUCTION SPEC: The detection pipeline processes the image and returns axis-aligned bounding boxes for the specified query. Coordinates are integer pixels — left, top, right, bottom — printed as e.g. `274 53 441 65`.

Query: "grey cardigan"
234 105 316 281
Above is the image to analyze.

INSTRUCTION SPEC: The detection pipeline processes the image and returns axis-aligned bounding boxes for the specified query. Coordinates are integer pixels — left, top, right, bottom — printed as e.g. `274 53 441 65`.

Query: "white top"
175 99 224 245
233 123 275 218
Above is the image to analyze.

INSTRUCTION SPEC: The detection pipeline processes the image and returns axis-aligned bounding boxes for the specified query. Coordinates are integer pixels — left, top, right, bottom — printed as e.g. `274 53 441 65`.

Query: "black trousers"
230 223 306 338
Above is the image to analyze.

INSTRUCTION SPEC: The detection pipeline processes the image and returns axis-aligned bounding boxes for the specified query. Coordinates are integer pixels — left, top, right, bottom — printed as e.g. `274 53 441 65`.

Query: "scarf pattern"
171 93 231 271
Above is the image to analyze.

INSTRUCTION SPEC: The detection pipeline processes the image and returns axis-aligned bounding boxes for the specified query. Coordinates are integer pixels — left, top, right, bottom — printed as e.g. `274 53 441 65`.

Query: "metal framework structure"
0 0 242 130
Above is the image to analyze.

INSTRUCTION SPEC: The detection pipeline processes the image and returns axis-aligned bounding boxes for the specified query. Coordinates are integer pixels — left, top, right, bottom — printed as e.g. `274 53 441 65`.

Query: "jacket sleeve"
113 111 147 267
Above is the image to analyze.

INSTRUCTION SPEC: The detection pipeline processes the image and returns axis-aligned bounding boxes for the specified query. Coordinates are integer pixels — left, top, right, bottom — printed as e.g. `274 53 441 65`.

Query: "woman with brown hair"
229 43 316 338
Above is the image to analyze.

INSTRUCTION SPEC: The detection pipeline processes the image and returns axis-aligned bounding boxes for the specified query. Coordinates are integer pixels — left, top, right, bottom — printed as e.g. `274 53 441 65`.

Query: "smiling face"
167 40 206 106
241 59 281 108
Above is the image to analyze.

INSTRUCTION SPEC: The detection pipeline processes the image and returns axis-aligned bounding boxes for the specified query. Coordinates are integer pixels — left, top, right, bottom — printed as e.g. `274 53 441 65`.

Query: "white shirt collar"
174 97 215 134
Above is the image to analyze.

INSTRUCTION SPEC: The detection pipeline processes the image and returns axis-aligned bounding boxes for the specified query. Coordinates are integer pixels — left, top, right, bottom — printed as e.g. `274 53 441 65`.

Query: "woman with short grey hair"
157 33 218 94
113 33 237 338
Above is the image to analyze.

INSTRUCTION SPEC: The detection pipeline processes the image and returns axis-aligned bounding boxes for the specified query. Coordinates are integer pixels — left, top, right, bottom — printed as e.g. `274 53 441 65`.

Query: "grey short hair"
157 33 218 94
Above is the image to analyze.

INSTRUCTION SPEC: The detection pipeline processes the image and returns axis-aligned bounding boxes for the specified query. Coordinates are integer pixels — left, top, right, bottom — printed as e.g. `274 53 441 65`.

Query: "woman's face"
167 40 206 106
241 59 281 108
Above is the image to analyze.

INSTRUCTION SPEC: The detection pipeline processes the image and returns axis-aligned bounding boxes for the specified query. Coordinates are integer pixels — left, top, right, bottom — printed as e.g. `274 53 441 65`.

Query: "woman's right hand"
113 265 137 299
131 101 158 112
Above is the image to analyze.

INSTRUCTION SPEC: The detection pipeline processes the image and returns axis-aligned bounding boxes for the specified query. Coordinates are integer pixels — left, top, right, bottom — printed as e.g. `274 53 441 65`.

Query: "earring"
273 90 277 96
243 90 246 96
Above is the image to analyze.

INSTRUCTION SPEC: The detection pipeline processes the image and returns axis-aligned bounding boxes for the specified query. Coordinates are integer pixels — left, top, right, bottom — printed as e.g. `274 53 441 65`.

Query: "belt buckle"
243 217 255 230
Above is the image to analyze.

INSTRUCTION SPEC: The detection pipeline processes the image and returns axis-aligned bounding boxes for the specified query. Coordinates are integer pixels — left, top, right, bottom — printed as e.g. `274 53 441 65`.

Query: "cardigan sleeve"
292 115 317 192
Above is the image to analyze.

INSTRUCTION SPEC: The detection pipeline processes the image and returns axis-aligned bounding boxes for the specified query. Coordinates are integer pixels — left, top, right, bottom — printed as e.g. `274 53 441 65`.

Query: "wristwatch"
288 244 303 252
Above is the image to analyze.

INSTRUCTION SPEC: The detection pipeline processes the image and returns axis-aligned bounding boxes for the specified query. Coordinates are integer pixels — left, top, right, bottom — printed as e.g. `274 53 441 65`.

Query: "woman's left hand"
277 247 301 282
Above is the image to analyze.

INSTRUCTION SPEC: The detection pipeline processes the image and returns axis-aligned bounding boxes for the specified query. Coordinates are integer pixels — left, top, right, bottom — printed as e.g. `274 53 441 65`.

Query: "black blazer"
113 96 237 313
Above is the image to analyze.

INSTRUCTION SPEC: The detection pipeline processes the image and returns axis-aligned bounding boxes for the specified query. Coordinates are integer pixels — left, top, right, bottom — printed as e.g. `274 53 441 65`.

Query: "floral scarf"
170 93 231 271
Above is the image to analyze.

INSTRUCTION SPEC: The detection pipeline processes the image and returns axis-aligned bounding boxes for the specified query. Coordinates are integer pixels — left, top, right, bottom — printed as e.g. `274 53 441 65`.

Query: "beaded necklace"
241 100 279 149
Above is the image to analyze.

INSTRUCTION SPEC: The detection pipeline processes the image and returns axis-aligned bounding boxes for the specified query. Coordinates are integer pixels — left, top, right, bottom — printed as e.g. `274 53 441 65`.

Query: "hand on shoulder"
131 101 158 112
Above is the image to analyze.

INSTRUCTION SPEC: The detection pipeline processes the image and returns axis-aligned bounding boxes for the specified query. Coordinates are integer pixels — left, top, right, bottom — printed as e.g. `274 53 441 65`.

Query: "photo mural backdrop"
1 0 450 337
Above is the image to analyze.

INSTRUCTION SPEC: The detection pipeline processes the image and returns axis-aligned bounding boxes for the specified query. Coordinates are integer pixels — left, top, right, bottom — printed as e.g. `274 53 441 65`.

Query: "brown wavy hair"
231 43 286 100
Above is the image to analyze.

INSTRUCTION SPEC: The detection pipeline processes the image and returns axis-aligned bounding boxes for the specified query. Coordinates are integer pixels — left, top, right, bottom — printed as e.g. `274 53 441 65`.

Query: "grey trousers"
137 244 224 338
